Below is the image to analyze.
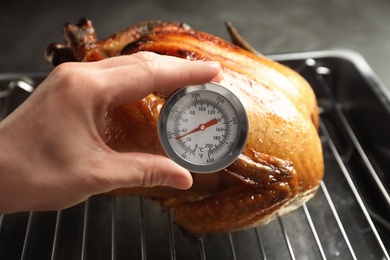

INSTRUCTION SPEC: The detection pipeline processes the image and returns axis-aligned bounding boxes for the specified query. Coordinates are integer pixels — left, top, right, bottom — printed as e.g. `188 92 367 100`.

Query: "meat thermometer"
158 82 249 173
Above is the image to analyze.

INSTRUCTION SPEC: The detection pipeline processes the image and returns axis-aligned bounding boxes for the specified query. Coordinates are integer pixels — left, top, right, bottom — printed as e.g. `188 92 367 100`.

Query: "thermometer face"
158 83 248 173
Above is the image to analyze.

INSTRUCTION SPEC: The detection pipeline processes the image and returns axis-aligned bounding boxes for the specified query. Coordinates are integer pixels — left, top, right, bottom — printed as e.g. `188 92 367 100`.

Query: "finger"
98 152 193 191
89 51 219 73
97 52 222 106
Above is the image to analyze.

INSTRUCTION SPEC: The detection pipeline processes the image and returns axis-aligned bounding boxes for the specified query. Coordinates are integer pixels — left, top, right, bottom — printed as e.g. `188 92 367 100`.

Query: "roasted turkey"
45 18 324 236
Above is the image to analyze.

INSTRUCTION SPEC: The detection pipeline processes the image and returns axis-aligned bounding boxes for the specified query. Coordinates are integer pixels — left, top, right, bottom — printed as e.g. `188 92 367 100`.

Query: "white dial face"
158 83 248 173
166 90 239 165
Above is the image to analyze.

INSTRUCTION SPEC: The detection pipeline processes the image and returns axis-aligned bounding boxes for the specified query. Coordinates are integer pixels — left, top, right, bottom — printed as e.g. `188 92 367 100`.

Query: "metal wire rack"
0 50 389 259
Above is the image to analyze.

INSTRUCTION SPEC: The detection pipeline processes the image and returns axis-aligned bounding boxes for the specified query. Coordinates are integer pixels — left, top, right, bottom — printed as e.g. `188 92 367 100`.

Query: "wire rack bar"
81 200 89 260
302 204 327 260
139 196 147 260
254 228 267 260
320 180 357 260
50 210 61 260
168 209 177 260
0 215 4 233
278 217 296 260
20 212 33 260
111 197 116 260
198 237 206 260
228 232 237 260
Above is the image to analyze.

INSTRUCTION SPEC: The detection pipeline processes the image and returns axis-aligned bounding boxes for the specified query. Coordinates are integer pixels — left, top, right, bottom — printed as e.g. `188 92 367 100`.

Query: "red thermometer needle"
176 118 218 140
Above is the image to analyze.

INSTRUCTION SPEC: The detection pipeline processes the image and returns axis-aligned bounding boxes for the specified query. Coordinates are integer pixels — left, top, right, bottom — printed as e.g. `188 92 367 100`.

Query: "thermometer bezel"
158 82 248 173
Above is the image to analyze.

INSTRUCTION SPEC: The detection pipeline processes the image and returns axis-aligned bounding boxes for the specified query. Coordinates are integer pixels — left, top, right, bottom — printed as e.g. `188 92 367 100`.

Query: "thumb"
100 152 193 191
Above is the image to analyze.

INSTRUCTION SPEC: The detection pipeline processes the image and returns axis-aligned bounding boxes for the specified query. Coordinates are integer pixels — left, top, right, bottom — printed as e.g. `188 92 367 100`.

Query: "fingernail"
168 174 193 190
204 61 222 82
206 61 221 69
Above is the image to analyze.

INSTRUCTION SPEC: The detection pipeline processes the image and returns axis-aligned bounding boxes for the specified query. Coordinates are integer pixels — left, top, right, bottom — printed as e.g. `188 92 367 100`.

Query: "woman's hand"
0 52 222 213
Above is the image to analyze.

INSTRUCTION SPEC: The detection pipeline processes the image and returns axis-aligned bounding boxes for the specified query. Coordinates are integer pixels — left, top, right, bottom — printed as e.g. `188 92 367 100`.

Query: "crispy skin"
46 19 324 235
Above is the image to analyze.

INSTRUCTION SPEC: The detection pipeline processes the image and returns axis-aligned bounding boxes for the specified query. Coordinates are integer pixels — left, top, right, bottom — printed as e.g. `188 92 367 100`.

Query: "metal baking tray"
0 50 389 259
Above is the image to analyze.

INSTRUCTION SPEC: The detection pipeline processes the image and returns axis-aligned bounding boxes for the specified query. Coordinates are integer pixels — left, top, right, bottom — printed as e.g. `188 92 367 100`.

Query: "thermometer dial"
158 82 248 173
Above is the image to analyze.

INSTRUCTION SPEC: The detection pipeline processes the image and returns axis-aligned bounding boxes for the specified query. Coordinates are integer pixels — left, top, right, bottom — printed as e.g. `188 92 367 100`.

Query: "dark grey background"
1 0 390 90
